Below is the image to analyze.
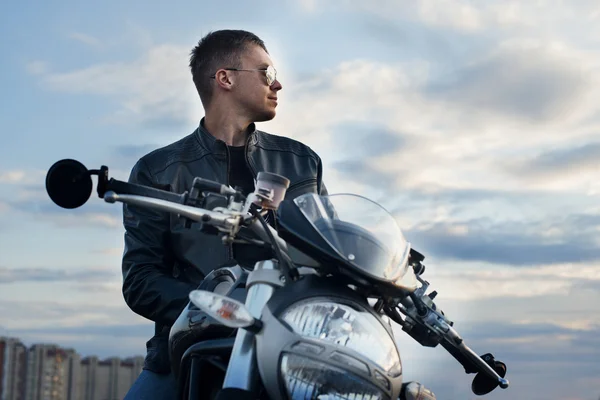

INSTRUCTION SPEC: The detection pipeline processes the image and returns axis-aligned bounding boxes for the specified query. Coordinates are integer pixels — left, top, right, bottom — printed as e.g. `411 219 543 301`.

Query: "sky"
1 0 599 399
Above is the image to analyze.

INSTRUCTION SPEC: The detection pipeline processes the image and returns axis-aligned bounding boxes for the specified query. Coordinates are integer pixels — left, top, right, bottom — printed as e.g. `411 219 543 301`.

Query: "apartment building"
0 338 143 400
0 337 27 400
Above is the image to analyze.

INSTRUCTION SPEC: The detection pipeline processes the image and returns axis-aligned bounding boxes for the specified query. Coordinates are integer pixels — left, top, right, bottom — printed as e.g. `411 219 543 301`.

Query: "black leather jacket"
121 120 328 373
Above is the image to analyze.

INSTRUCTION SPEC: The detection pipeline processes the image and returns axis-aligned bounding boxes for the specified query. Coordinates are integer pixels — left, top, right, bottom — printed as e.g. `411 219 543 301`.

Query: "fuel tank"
168 264 249 378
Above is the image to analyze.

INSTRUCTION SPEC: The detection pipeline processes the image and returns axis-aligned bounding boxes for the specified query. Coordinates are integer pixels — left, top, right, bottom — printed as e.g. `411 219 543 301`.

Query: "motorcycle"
45 158 509 400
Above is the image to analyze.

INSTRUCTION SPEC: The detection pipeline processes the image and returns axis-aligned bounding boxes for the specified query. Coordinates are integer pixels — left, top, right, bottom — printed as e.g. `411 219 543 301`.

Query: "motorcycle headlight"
280 300 402 378
256 295 403 400
280 354 383 399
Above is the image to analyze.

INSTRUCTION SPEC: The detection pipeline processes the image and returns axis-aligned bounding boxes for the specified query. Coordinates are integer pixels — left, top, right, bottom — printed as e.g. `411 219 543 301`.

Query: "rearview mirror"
45 159 93 209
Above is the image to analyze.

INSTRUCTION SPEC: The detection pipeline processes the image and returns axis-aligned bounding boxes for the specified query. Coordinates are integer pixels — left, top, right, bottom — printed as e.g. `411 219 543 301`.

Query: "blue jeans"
124 369 177 400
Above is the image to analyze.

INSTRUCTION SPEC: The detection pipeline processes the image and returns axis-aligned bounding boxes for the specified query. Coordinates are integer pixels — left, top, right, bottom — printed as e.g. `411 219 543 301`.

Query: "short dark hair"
189 30 268 107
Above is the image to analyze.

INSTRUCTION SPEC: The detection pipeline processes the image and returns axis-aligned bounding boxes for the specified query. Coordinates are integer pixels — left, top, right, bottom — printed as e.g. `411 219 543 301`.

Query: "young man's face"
233 44 283 123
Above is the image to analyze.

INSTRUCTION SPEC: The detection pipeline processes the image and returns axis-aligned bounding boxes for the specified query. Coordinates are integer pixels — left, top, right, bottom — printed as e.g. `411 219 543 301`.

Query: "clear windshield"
293 193 411 283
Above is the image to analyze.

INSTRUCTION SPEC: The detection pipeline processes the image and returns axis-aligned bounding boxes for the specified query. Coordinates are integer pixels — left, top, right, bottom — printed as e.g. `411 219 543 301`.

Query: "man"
121 30 328 398
121 29 436 400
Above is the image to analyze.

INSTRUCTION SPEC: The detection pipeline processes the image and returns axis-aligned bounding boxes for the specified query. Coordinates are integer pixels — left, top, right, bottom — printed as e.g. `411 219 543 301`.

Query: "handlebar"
103 190 289 253
45 159 509 396
104 191 239 229
104 179 187 204
107 176 509 392
441 325 509 389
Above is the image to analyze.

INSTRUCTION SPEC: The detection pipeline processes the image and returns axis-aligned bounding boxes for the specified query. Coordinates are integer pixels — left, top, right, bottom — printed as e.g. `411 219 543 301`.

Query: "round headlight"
280 300 402 378
280 353 386 399
255 275 404 400
255 295 402 400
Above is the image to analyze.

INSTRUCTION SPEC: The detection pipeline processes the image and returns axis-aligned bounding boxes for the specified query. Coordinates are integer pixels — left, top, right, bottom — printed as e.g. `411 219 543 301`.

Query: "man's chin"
253 110 277 123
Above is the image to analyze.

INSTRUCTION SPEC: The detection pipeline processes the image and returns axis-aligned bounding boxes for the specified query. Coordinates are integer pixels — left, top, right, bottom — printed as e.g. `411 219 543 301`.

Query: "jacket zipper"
224 142 233 260
244 133 257 180
245 134 276 225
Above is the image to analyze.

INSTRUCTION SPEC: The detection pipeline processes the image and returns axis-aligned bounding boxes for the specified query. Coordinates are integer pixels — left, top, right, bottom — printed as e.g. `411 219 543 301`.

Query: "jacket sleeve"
121 158 197 328
319 181 329 196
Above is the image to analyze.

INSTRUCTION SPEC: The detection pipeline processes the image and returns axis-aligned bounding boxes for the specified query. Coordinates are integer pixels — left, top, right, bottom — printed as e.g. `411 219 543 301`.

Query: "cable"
249 207 298 282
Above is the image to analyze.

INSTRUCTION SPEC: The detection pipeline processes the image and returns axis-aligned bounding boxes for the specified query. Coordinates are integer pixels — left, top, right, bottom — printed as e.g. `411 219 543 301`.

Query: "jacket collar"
195 117 259 155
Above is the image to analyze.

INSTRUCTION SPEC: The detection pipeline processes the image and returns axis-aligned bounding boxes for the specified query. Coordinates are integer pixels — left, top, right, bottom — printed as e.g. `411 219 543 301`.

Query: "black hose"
249 207 299 282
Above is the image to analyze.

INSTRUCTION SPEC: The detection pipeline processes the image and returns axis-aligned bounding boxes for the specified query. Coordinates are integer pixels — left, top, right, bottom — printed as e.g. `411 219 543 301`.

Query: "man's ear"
214 70 234 91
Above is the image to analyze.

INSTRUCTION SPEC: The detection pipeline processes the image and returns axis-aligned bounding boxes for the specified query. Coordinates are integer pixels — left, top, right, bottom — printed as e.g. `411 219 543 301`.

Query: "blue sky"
2 1 600 399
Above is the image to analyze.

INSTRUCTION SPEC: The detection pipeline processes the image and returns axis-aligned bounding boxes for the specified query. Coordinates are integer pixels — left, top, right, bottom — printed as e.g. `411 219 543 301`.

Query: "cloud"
0 168 123 229
328 0 485 33
295 0 319 13
0 299 134 328
338 182 599 267
3 323 150 359
260 58 431 153
26 61 48 75
332 122 408 157
0 170 27 183
91 247 124 257
11 6 600 399
331 159 403 189
71 281 123 294
251 44 600 273
404 212 600 266
255 43 598 203
424 41 594 123
343 0 600 38
27 29 600 201
0 297 151 358
0 169 46 185
28 44 199 130
393 259 600 395
393 317 600 399
413 0 484 32
114 144 162 159
35 212 121 229
0 178 123 229
13 323 151 340
68 32 102 47
406 269 600 342
0 267 117 284
7 195 122 230
477 323 600 366
508 142 600 179
101 143 164 171
429 273 600 336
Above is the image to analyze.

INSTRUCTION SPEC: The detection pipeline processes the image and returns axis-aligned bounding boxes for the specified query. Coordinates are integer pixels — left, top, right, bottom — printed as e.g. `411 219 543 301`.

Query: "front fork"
221 260 279 393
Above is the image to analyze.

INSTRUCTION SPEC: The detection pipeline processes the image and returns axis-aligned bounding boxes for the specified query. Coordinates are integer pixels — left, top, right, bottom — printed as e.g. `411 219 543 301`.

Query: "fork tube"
221 260 276 391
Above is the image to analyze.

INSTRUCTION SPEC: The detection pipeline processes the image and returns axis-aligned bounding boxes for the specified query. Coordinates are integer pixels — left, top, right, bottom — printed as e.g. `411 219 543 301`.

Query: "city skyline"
0 337 144 362
1 336 144 400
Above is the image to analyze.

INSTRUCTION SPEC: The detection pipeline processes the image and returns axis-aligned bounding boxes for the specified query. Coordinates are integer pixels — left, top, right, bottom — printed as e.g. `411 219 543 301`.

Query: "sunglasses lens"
266 66 276 85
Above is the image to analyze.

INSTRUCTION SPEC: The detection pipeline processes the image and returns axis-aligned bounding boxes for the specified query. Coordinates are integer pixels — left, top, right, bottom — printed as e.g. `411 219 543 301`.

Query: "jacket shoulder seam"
255 131 320 161
253 144 319 160
151 153 213 176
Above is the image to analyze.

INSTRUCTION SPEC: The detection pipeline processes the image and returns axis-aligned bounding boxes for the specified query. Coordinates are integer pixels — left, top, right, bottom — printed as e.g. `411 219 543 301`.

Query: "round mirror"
45 159 93 209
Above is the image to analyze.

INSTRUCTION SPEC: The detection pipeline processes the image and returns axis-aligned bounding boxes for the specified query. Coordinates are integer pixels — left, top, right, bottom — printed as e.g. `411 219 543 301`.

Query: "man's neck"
203 112 252 147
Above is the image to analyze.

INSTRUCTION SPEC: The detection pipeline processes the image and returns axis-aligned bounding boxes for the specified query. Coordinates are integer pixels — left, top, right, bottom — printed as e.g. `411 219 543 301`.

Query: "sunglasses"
211 65 277 86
